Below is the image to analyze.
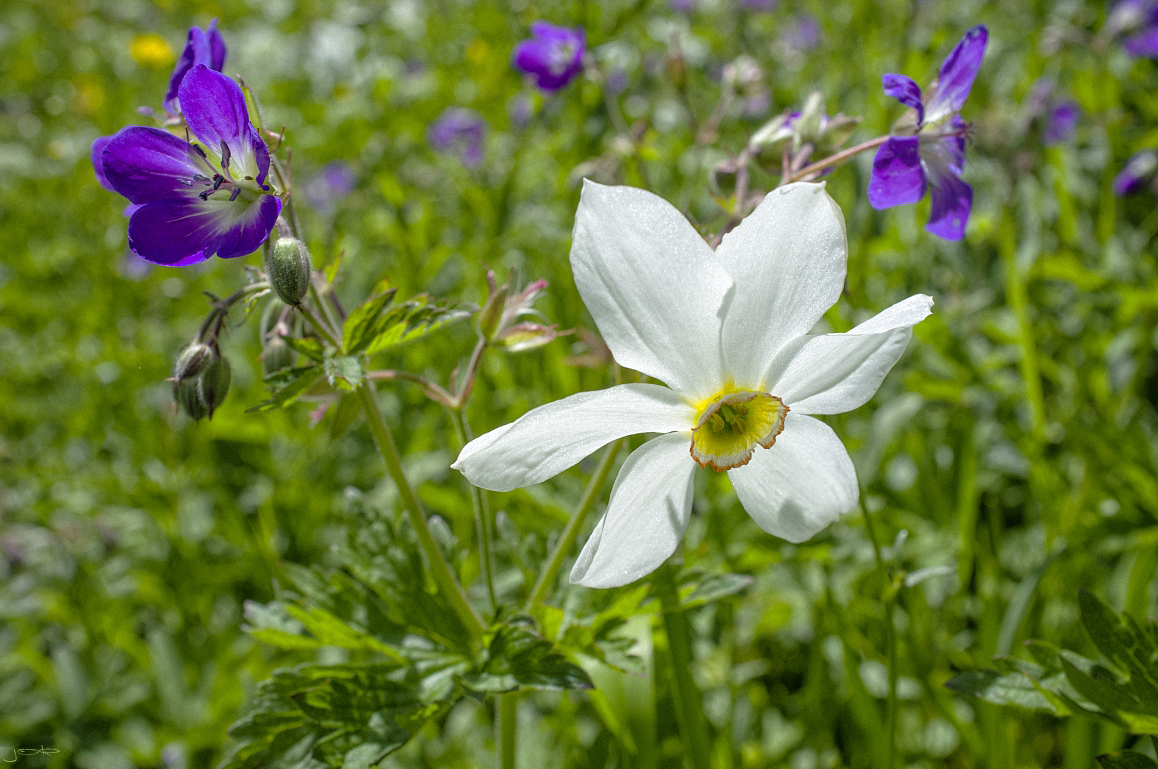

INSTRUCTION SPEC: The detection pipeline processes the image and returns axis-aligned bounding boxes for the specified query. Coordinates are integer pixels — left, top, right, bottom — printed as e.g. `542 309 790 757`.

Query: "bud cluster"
172 341 232 420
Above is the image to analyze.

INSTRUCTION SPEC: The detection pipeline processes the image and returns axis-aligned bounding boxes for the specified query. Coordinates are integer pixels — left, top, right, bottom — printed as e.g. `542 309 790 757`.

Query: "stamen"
219 141 232 175
229 187 241 202
690 391 788 471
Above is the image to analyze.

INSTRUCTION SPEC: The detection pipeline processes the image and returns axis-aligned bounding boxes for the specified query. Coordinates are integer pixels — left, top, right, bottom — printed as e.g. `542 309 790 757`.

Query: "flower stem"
524 440 624 611
355 381 485 641
998 216 1046 439
450 407 497 613
655 564 712 769
782 135 890 184
861 500 898 769
497 691 518 769
298 301 342 350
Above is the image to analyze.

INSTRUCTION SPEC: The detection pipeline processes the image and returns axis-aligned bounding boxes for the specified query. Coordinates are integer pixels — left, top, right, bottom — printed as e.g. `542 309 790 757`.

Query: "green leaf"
286 336 327 362
327 393 361 441
324 354 364 390
464 618 594 694
343 288 471 356
1097 751 1158 769
342 283 397 355
681 573 753 608
945 669 1070 714
248 365 323 412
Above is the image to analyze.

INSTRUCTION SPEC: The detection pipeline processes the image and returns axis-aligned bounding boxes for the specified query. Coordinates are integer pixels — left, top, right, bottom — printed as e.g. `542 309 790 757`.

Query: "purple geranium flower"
512 22 585 92
428 108 487 168
164 19 227 118
1043 101 1080 146
1108 0 1158 56
1113 150 1158 196
868 25 988 241
96 65 281 266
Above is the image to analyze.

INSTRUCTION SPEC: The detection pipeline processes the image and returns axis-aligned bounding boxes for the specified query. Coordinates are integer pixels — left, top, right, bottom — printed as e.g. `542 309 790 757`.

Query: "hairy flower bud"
261 335 294 376
264 237 313 306
476 272 510 341
173 341 213 383
174 354 232 420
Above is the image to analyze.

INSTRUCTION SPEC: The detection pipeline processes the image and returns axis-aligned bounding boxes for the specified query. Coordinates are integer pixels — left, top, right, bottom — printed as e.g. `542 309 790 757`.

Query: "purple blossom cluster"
868 25 988 241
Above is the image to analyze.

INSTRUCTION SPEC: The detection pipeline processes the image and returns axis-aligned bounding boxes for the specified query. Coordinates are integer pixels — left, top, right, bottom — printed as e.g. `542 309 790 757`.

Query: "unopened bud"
264 237 313 306
174 355 232 420
261 335 294 376
173 342 213 384
477 275 510 342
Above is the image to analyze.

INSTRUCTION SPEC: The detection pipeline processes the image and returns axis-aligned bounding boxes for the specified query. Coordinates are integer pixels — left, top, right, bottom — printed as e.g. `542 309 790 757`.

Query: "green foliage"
948 591 1158 733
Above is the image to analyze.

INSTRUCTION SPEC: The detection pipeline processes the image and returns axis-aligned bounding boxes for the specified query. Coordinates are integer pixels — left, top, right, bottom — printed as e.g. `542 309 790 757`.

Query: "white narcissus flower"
453 180 932 588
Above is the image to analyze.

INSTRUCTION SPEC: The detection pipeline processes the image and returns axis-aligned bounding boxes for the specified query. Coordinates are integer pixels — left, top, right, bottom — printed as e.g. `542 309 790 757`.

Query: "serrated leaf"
1097 751 1158 769
248 366 323 412
287 336 327 362
342 285 398 355
344 292 472 357
682 573 753 607
324 354 364 390
945 670 1068 713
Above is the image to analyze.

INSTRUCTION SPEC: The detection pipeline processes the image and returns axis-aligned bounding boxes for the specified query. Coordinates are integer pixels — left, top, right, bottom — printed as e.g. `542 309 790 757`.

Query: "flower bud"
174 354 232 420
264 237 313 306
261 334 294 376
197 355 232 419
476 273 510 342
173 341 213 384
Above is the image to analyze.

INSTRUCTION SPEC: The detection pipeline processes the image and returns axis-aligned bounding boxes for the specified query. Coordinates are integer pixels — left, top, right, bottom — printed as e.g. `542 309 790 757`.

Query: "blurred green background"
4 0 1158 766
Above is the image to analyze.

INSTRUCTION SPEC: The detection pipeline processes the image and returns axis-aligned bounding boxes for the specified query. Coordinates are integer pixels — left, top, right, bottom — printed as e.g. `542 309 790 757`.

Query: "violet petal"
926 25 988 118
179 65 252 167
206 19 227 71
882 74 924 124
92 135 114 191
868 136 926 209
1124 27 1158 56
127 194 280 265
102 126 208 204
926 169 972 240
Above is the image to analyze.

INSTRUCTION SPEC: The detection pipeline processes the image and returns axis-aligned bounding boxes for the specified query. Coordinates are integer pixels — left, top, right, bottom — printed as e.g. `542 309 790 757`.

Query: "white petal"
728 414 857 542
452 383 694 492
570 432 696 588
571 180 733 400
716 182 848 388
768 294 933 414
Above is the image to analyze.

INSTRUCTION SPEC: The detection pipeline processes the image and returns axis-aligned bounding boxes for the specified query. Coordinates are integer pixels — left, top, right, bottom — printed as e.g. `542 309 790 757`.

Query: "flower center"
690 390 788 472
548 42 576 76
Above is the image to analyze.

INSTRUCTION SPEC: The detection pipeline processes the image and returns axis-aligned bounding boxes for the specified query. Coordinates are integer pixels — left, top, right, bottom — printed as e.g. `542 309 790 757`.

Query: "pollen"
690 391 788 472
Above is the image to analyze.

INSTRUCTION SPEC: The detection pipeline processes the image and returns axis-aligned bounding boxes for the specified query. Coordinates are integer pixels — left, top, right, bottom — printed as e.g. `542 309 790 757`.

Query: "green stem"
655 564 712 769
524 440 624 611
861 502 898 769
998 216 1046 439
450 408 497 613
299 302 342 350
783 135 890 184
497 692 518 769
355 382 485 641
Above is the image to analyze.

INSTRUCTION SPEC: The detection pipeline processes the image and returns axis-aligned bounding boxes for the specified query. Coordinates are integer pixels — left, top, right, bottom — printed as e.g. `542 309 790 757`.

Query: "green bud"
173 342 213 384
261 335 294 376
174 376 210 421
476 279 509 341
197 356 232 419
174 354 232 421
264 237 313 306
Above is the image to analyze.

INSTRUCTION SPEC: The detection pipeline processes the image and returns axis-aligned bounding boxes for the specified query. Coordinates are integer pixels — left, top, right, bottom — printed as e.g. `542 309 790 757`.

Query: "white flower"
453 181 932 588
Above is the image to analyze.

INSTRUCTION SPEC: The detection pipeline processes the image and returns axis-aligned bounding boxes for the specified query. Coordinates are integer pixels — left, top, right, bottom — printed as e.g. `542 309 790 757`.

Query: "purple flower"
1043 101 1080 146
428 108 487 168
164 20 226 118
512 22 585 92
1113 150 1158 196
96 65 281 266
303 162 356 216
1108 0 1158 56
868 25 988 241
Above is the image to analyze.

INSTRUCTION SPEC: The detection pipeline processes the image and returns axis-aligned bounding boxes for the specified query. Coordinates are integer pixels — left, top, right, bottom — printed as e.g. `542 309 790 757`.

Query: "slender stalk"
998 216 1046 438
524 440 624 611
782 135 890 184
196 281 270 341
450 338 489 409
450 407 497 612
497 692 518 769
355 382 485 640
861 501 898 769
298 301 342 350
655 564 712 769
